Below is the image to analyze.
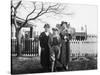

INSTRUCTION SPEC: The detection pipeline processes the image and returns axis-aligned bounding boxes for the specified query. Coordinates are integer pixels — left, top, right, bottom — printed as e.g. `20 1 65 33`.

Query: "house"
72 32 87 40
71 25 87 40
11 16 36 39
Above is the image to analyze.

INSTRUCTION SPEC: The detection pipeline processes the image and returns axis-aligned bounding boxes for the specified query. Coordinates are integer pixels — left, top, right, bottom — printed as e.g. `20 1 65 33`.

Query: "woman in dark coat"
60 21 72 70
39 24 51 70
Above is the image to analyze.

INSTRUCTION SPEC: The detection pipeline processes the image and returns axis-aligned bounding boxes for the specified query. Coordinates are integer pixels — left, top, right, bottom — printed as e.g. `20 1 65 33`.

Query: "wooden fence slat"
11 39 97 57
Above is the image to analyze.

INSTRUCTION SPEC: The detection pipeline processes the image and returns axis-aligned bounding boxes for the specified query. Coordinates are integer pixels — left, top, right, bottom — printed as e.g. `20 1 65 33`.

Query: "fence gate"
11 38 39 56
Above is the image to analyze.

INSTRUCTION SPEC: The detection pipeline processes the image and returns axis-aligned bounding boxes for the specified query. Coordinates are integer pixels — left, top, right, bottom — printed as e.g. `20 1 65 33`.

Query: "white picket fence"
12 38 97 57
69 39 97 57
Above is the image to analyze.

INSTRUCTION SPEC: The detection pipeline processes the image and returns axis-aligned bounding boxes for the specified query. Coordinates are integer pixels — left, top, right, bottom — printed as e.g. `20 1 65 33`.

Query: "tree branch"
15 1 22 10
28 3 59 21
38 3 60 16
12 0 22 29
18 2 37 29
28 2 44 21
26 2 36 20
12 1 71 31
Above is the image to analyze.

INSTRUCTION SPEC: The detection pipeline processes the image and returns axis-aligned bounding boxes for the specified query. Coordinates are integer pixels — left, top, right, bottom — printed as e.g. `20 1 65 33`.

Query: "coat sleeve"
69 34 72 40
59 36 62 47
48 35 52 49
39 33 44 48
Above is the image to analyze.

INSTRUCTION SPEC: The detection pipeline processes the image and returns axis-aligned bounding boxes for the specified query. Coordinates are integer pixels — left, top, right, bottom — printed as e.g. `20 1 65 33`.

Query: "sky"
14 0 98 35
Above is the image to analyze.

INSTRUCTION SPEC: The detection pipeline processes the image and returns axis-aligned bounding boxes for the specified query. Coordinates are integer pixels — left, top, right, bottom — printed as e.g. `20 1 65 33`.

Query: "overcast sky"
15 0 98 35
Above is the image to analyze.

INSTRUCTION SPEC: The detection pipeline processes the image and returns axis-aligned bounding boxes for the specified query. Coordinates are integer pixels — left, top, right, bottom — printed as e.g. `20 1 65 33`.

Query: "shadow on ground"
11 56 97 74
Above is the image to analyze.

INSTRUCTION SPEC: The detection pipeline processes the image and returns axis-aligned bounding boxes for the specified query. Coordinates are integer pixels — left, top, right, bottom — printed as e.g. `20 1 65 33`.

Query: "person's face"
53 30 58 34
53 30 55 34
45 27 50 32
62 23 69 29
63 23 67 28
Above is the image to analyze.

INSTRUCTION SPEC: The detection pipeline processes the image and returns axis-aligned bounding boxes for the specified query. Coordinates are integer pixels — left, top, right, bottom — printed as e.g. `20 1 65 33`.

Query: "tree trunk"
16 28 22 57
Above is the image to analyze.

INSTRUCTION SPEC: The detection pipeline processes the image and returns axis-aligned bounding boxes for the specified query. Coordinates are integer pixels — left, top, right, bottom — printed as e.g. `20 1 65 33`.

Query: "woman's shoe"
63 65 68 70
65 65 68 70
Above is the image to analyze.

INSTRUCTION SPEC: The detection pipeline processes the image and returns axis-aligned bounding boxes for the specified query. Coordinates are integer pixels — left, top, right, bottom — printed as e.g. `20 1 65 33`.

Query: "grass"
11 56 97 74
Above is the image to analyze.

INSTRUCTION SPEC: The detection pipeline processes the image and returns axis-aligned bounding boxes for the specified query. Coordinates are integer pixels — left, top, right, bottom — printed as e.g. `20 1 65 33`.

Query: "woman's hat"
52 28 58 31
44 23 50 28
61 21 68 26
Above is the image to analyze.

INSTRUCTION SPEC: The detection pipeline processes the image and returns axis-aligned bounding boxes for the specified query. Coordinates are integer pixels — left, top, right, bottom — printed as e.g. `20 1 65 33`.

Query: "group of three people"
39 21 72 72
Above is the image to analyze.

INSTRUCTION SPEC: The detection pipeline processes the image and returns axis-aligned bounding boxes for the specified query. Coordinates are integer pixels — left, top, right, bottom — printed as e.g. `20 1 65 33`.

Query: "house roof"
74 32 87 36
11 15 36 27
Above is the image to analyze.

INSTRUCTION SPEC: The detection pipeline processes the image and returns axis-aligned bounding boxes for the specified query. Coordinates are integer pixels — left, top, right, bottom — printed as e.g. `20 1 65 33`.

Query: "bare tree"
11 0 73 57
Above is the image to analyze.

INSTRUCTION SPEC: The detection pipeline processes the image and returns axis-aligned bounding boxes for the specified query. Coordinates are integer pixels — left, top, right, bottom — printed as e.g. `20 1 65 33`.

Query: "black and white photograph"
11 0 98 74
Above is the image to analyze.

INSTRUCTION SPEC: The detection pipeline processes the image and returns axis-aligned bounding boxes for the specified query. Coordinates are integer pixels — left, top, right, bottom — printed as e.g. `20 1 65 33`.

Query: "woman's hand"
51 54 55 61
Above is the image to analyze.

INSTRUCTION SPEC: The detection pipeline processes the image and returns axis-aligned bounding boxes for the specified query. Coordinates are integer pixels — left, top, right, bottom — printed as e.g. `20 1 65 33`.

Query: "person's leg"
63 53 69 70
40 50 45 67
50 47 55 72
65 43 70 70
56 46 61 60
53 46 60 71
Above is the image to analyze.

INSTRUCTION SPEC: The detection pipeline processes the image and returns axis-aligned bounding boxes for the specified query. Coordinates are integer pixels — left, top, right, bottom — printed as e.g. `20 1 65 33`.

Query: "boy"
48 28 61 72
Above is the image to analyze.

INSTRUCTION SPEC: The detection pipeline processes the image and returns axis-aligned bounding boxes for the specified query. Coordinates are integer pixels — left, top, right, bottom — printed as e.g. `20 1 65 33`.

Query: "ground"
11 56 97 74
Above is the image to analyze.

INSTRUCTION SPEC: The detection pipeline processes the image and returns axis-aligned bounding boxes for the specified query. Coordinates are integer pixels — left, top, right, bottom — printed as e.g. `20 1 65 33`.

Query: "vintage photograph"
11 0 98 74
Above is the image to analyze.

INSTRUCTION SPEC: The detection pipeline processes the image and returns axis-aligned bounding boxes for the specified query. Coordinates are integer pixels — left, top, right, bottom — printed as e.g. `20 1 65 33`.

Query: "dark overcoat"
60 32 72 66
39 32 51 68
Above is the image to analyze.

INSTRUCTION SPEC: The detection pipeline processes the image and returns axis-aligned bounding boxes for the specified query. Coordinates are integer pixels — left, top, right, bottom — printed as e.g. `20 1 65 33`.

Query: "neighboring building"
71 25 87 40
11 16 36 39
72 32 87 40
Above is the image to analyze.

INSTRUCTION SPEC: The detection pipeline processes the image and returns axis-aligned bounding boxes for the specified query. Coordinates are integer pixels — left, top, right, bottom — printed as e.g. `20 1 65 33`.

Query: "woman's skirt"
60 40 70 66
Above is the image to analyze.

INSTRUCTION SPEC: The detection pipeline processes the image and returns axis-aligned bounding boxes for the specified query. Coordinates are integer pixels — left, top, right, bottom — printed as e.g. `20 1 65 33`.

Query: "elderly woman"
39 24 51 71
48 28 61 72
60 21 72 70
